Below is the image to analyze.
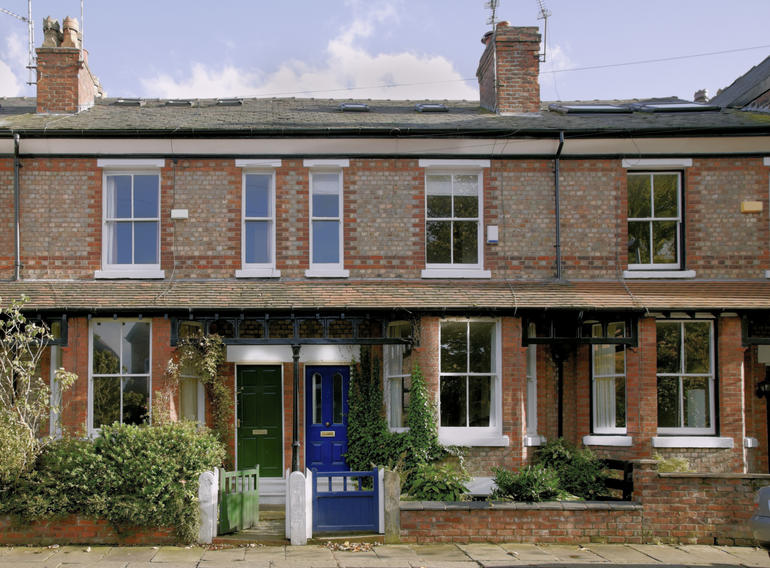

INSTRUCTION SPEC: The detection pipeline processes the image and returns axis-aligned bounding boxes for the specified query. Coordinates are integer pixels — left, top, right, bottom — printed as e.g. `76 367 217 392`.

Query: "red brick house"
2 19 770 503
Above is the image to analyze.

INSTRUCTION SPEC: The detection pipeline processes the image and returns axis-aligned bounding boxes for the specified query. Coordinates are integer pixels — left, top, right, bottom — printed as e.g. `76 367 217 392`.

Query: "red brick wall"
35 48 97 114
0 516 177 546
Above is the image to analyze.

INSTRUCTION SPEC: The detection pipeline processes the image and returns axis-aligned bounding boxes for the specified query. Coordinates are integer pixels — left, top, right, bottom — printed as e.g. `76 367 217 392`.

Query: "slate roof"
1 96 769 137
1 280 769 313
711 54 770 111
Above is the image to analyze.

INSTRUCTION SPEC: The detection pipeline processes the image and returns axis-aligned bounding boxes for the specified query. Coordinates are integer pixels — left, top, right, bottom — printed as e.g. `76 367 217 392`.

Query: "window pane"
427 195 451 218
111 176 132 218
657 376 680 428
468 376 490 426
627 221 650 264
426 221 451 264
656 322 681 374
312 173 340 217
426 174 451 196
684 322 711 374
312 220 340 263
93 377 120 428
593 343 615 376
313 373 322 424
453 175 478 197
123 377 149 425
333 372 343 424
93 321 122 374
245 221 271 264
180 378 199 421
133 175 159 218
133 221 158 264
469 322 494 373
245 174 270 217
615 376 626 428
652 221 677 264
441 322 467 373
312 193 339 218
653 174 678 218
113 222 133 264
453 221 478 264
627 174 651 218
440 376 466 426
683 376 710 428
594 376 615 430
388 378 403 428
122 322 150 374
454 196 478 218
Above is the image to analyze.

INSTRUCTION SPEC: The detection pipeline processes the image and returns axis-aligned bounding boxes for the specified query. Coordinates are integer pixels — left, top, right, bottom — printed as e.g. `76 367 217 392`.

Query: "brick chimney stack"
477 22 541 115
35 16 102 114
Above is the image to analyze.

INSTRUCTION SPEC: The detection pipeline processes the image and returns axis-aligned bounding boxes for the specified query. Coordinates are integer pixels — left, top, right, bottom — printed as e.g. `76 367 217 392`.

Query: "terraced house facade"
2 19 770 501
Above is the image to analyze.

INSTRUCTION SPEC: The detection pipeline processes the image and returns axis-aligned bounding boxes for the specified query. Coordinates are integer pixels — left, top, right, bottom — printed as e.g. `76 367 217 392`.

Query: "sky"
1 0 770 103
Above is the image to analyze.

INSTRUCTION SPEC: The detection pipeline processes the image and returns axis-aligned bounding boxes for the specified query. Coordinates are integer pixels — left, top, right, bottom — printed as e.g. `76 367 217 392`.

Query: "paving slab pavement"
498 543 561 563
581 543 664 564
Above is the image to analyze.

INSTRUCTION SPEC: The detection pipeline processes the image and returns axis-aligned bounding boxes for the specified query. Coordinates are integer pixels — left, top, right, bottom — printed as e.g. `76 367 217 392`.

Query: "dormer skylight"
549 103 631 114
114 98 145 107
165 100 193 107
415 103 448 113
217 98 243 106
631 101 720 112
337 102 370 112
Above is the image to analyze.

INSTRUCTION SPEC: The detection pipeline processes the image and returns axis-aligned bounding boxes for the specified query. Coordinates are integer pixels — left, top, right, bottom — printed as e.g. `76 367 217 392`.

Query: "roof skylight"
415 103 448 113
549 103 631 114
337 102 370 112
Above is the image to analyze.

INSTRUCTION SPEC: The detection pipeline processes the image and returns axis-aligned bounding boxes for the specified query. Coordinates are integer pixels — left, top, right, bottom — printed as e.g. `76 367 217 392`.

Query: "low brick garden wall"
399 460 770 545
0 516 178 546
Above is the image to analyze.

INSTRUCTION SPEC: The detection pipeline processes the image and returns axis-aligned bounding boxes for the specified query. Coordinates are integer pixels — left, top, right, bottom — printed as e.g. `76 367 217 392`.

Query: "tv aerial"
0 0 35 84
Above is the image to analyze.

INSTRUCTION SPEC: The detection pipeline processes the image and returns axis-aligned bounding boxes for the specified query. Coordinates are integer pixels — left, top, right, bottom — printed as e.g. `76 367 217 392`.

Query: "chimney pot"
61 16 80 49
41 16 61 48
693 89 709 103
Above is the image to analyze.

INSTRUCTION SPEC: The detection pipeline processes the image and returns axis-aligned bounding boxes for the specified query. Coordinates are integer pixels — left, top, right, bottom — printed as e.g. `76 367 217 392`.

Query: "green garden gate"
218 467 259 534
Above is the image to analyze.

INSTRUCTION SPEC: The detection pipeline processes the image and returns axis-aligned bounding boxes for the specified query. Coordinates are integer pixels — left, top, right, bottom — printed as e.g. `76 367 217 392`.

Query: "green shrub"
653 452 691 472
490 464 562 502
0 422 224 543
535 438 607 499
401 461 469 501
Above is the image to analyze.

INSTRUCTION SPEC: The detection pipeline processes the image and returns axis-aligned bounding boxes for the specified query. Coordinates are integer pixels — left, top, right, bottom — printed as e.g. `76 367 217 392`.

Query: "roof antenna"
485 0 500 29
536 0 550 62
0 0 36 85
485 1 501 112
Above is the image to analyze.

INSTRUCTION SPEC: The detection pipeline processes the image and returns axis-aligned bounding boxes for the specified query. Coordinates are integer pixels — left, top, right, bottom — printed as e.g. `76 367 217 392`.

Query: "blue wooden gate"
312 468 379 533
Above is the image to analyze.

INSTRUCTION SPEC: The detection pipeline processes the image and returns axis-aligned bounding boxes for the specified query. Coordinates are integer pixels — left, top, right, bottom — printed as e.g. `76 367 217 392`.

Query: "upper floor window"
591 322 627 434
96 159 164 279
628 171 682 270
235 162 281 278
304 160 349 278
420 160 490 279
656 319 714 435
90 319 152 432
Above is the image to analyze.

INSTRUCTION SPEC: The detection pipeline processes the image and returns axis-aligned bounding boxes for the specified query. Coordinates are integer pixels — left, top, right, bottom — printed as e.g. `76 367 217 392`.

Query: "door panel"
306 365 349 472
237 365 283 476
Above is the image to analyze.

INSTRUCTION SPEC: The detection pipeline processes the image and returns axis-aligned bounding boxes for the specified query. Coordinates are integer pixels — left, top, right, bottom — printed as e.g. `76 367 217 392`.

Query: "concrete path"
0 543 767 567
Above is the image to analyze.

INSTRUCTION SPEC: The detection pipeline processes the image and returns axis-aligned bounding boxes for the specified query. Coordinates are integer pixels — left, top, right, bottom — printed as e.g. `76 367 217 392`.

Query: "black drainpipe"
554 131 564 281
13 133 21 281
291 344 301 472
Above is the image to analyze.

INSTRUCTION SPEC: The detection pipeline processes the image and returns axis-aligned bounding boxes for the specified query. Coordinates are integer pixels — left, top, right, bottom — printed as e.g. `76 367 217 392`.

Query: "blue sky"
1 0 769 103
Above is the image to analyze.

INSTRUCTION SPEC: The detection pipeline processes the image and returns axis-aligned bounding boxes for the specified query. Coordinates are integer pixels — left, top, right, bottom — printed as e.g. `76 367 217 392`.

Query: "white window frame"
88 318 153 435
304 159 349 278
420 159 490 279
95 159 165 279
656 319 715 436
437 318 507 447
235 161 281 278
179 369 206 425
591 323 627 435
524 323 544 445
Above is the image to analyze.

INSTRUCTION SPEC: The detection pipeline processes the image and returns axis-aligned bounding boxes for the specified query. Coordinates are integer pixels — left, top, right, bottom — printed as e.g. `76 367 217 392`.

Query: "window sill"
623 270 696 279
525 434 546 447
438 431 509 447
235 268 281 278
583 435 633 447
421 268 491 279
95 268 165 279
305 268 350 278
652 436 733 449
745 437 760 449
764 270 770 279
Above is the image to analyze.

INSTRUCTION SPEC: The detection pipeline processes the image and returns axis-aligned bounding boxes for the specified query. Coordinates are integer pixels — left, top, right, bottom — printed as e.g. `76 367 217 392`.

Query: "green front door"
237 365 283 476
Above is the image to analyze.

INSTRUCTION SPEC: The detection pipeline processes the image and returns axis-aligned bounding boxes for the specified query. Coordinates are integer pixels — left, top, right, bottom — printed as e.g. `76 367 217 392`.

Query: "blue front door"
306 365 349 471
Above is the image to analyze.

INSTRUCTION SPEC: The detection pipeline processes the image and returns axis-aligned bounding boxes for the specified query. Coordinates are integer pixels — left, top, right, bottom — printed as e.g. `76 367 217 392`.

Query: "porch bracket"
292 344 301 472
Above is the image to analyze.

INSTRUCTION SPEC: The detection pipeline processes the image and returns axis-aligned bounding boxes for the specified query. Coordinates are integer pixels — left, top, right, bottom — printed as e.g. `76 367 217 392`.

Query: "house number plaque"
320 431 336 438
252 429 268 435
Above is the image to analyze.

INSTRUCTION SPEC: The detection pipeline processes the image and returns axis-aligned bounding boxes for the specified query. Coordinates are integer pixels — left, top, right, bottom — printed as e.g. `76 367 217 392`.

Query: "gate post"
198 468 219 544
383 469 401 543
289 470 308 545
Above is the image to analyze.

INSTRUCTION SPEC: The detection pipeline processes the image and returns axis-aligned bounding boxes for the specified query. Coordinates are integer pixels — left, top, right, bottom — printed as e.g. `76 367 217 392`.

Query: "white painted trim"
303 159 350 168
764 157 770 166
235 159 282 168
622 158 693 169
525 435 546 447
745 437 760 448
419 159 491 168
421 268 491 279
305 268 350 278
17 137 770 157
378 468 385 534
438 432 510 447
170 209 188 220
95 268 165 279
226 344 361 364
97 158 165 168
235 268 282 278
652 436 734 448
623 270 696 279
583 435 633 447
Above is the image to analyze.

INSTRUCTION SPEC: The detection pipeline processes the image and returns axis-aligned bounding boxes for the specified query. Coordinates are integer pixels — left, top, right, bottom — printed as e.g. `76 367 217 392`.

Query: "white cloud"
0 33 28 97
140 6 477 101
